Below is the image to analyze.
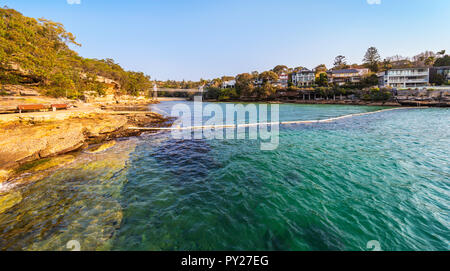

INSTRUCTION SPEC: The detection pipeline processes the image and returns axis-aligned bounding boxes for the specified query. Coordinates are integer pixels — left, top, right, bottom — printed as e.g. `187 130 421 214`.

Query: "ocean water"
0 102 449 251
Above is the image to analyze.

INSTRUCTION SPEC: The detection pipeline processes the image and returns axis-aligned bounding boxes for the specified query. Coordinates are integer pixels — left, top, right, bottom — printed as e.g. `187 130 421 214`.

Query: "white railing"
388 72 429 76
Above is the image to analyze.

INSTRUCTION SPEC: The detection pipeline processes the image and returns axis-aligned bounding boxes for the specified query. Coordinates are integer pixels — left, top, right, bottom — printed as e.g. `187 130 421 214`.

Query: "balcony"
405 79 429 83
388 76 428 82
388 72 429 77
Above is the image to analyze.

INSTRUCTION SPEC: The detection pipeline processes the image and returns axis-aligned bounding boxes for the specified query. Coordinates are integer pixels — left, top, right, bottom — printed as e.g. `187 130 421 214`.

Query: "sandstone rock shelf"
0 111 173 183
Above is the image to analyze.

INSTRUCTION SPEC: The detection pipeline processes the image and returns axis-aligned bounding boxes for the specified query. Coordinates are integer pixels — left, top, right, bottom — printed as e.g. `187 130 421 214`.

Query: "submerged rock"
10 155 76 186
0 138 138 251
15 155 75 174
0 191 22 214
0 112 172 170
86 140 116 154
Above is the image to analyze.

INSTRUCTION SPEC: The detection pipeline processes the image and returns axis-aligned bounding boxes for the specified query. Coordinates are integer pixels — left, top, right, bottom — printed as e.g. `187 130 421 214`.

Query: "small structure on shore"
153 83 158 99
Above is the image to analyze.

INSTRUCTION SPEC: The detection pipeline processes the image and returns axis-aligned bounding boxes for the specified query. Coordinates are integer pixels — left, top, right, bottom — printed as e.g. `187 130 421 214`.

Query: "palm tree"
424 56 435 67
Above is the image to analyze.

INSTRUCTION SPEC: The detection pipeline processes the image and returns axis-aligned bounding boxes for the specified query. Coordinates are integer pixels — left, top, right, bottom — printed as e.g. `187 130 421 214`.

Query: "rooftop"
293 69 314 74
331 69 360 74
389 67 429 71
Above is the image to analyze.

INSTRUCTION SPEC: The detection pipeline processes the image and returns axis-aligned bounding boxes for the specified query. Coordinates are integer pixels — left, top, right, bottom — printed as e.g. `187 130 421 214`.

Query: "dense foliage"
157 79 207 90
360 87 393 101
434 55 450 67
0 8 152 98
363 47 381 72
204 46 449 102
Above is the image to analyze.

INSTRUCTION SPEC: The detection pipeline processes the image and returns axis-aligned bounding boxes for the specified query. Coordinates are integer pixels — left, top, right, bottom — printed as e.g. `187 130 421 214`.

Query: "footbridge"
151 85 204 98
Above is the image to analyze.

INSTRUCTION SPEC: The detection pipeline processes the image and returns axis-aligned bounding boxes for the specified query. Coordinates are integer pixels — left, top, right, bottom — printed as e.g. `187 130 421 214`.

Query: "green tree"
235 73 254 97
430 73 445 85
315 73 328 87
204 87 221 100
209 78 223 88
333 55 347 69
360 74 379 88
0 7 153 98
124 71 152 96
363 47 381 72
424 56 435 67
361 87 392 101
315 64 327 72
272 65 288 75
257 82 276 99
434 55 450 67
218 88 238 101
382 58 392 71
259 71 278 83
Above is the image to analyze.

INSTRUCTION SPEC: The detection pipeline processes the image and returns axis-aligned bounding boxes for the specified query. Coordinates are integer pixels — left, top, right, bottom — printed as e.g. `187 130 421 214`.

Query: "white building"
292 69 315 87
222 80 236 88
274 72 289 88
329 68 369 85
379 68 429 88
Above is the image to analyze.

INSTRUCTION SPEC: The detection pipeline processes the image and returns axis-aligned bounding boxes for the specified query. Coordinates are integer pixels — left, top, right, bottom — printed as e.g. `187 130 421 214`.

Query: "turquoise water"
0 102 449 251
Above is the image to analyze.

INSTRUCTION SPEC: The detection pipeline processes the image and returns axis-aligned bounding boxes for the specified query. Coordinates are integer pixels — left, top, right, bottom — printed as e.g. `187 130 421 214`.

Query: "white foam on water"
128 107 425 131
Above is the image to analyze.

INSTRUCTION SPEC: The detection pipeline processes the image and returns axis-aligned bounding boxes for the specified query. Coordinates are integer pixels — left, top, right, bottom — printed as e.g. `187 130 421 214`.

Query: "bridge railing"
156 88 203 93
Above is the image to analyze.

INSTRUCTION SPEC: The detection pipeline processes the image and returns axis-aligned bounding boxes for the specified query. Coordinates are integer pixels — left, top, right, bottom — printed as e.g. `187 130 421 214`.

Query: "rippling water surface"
0 102 449 251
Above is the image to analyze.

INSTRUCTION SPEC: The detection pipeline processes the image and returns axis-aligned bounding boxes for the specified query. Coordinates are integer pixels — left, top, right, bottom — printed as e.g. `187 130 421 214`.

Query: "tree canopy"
333 55 348 70
434 55 450 67
235 73 254 97
272 65 288 75
259 71 278 83
0 7 152 98
363 47 381 72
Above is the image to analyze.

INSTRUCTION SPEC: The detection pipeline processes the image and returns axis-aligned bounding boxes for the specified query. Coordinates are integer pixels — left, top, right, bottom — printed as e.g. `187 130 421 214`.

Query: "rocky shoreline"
205 98 450 107
0 108 174 184
273 99 402 106
204 98 403 106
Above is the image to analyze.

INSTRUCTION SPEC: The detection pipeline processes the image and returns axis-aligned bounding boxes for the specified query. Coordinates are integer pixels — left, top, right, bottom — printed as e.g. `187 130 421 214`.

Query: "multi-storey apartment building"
329 68 369 85
222 80 236 88
379 68 429 88
274 72 289 88
292 69 315 87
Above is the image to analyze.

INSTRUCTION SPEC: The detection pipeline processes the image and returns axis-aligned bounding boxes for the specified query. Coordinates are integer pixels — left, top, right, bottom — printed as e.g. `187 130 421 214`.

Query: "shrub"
219 88 239 101
361 87 392 101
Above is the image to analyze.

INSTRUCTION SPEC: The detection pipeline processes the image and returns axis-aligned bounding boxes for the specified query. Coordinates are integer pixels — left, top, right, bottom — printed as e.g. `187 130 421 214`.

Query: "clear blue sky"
2 0 449 80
